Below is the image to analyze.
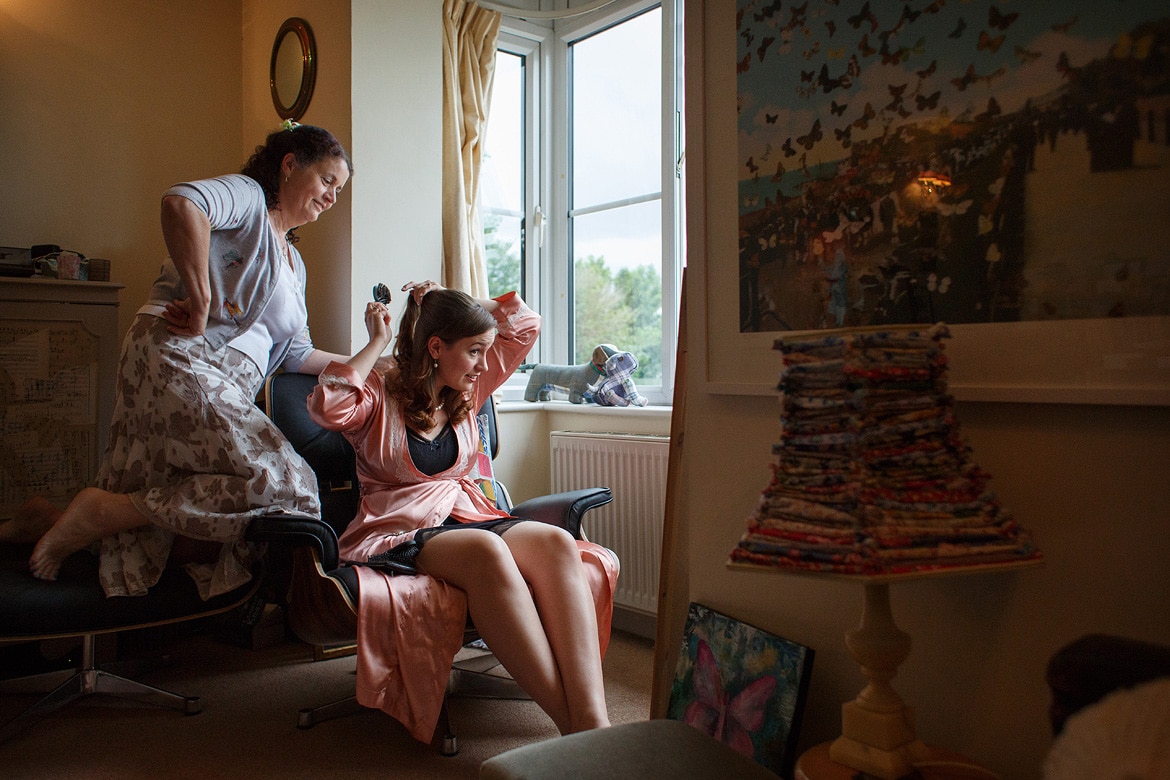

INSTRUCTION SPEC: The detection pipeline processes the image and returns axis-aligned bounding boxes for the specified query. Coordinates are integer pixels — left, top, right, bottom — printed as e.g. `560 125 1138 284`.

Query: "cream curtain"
441 0 501 296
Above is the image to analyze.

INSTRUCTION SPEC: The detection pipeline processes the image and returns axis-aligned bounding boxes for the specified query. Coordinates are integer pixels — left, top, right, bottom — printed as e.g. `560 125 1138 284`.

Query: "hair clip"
280 118 299 132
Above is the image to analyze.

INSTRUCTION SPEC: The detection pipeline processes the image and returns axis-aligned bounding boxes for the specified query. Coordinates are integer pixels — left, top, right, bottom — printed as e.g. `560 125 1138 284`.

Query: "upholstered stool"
479 719 780 779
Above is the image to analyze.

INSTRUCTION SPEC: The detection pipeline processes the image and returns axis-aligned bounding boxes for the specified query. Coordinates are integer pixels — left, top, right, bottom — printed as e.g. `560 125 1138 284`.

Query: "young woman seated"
306 280 619 742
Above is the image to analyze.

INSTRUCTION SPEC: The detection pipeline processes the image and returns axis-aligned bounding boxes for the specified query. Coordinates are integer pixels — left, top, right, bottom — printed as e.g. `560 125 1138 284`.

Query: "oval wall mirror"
270 17 317 121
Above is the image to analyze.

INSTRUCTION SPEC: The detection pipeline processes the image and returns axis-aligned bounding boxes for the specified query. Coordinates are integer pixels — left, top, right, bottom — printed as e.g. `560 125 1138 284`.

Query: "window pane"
482 51 523 299
571 8 661 208
572 200 662 383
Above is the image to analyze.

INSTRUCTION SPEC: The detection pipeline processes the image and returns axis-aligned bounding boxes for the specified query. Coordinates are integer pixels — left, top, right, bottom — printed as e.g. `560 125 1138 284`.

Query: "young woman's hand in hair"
401 280 443 306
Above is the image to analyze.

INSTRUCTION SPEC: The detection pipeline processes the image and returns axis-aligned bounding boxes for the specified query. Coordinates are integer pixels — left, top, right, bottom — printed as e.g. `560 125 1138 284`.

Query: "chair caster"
442 734 459 756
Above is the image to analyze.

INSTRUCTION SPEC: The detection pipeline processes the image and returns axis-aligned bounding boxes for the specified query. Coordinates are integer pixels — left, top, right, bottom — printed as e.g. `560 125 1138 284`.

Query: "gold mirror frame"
269 17 317 121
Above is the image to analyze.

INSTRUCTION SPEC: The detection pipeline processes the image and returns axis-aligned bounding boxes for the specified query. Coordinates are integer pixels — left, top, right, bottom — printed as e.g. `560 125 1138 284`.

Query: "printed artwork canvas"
736 0 1170 333
666 602 814 776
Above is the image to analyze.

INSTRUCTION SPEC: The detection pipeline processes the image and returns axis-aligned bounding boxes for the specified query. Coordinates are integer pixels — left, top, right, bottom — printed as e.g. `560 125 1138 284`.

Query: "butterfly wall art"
736 0 1170 334
666 602 814 776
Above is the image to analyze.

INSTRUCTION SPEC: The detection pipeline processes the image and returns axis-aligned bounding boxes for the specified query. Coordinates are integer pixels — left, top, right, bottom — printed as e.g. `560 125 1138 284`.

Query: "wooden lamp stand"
828 581 930 779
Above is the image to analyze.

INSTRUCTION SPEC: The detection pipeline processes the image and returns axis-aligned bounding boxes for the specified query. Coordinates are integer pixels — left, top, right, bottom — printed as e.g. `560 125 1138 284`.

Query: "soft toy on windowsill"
521 344 648 407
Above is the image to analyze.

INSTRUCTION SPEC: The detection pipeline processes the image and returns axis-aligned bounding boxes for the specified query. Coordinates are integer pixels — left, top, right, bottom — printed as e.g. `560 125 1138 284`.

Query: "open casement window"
483 1 683 406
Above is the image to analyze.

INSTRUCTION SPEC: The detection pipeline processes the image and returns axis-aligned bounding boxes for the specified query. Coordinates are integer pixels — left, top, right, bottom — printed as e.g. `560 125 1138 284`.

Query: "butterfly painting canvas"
666 602 813 776
736 0 1170 335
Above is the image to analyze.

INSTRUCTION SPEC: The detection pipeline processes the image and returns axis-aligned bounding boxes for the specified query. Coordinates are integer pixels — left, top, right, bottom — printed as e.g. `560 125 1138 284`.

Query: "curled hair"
388 289 496 431
240 123 353 212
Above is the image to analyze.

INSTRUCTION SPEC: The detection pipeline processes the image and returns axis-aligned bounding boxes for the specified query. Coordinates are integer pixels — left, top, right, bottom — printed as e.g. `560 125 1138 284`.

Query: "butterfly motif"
757 36 776 63
834 125 853 148
927 274 952 294
916 91 941 111
916 60 937 80
847 1 877 33
830 100 848 116
752 0 782 23
978 30 1005 53
936 199 972 216
683 639 778 759
948 17 967 39
852 102 876 130
1014 46 1042 64
796 119 822 150
988 5 1019 31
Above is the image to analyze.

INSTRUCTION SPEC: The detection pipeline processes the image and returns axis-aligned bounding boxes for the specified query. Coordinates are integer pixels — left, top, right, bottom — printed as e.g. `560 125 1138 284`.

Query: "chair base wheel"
297 694 364 729
0 667 202 743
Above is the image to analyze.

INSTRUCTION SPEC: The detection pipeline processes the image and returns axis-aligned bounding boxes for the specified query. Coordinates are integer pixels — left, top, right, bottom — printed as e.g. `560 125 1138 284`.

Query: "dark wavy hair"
240 124 353 211
387 289 497 431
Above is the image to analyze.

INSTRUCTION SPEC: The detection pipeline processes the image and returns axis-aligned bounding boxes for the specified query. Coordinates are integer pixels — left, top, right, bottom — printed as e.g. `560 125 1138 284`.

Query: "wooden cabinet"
0 278 122 519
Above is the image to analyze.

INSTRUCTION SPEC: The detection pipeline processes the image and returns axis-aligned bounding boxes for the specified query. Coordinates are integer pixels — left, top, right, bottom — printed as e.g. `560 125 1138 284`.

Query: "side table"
795 742 997 780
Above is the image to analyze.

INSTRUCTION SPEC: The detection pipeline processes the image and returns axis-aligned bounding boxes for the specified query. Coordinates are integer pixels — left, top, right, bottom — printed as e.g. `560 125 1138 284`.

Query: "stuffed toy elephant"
522 344 647 406
588 349 648 407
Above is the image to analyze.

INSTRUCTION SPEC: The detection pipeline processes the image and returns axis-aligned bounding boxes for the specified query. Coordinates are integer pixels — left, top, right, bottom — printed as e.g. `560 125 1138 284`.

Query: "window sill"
497 399 673 420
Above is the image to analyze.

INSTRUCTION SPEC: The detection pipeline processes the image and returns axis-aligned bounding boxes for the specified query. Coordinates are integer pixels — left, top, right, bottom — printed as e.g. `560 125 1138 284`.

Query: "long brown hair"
387 288 496 431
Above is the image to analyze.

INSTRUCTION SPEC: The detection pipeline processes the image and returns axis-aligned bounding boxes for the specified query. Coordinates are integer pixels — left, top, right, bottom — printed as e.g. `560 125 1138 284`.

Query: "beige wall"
242 0 355 355
1 0 439 357
0 0 243 338
667 2 1170 778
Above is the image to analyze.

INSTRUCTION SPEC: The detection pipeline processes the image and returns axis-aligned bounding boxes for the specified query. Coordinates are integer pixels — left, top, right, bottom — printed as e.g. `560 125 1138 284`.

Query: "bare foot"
0 496 61 544
29 488 142 581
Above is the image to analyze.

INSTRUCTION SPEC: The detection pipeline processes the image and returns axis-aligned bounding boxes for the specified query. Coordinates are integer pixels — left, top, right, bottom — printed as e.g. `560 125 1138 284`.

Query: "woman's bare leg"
502 523 611 732
416 530 573 732
29 487 151 581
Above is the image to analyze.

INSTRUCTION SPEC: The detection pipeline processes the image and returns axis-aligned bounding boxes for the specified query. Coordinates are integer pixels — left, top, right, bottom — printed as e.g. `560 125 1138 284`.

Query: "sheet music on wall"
0 320 98 520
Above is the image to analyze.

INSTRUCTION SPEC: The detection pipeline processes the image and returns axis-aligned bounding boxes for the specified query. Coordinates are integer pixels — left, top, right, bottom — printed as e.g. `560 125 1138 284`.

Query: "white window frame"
495 0 682 407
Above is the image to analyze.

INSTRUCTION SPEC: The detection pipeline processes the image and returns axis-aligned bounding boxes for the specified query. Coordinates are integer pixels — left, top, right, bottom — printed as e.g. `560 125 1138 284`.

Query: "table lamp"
728 323 1042 779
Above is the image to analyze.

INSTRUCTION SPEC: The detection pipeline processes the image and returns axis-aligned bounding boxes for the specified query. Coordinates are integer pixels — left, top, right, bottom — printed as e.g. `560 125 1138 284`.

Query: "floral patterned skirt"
96 315 320 598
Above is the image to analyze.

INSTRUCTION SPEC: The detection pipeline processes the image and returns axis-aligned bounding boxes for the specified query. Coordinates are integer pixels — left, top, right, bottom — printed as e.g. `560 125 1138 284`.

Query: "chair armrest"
246 513 341 570
510 488 613 539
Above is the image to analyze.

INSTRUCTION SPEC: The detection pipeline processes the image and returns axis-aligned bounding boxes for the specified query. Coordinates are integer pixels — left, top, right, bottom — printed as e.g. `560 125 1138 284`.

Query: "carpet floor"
0 624 654 779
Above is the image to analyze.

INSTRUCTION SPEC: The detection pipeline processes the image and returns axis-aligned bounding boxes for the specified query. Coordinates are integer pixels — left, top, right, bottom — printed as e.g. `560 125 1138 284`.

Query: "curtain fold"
441 0 502 297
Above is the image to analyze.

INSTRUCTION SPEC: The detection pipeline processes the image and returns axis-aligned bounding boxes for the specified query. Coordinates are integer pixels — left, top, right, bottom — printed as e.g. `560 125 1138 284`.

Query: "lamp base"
829 582 932 778
829 732 930 779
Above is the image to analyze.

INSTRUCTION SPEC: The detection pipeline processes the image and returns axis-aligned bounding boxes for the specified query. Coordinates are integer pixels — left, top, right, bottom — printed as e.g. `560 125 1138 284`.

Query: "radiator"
550 431 670 617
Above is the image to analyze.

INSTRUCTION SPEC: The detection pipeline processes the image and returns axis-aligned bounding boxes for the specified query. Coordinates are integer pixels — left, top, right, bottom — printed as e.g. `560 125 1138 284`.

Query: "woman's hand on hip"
163 296 209 336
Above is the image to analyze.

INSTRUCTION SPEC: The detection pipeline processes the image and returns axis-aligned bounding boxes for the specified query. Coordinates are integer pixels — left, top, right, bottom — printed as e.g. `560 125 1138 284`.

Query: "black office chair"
0 540 260 742
248 371 614 755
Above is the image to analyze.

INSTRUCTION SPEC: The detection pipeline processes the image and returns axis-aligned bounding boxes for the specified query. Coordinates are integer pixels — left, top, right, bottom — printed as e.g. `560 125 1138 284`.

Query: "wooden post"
650 270 689 718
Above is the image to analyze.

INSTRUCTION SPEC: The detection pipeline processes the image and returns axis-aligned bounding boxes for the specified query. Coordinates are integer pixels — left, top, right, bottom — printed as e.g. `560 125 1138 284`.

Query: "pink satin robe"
306 293 618 742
